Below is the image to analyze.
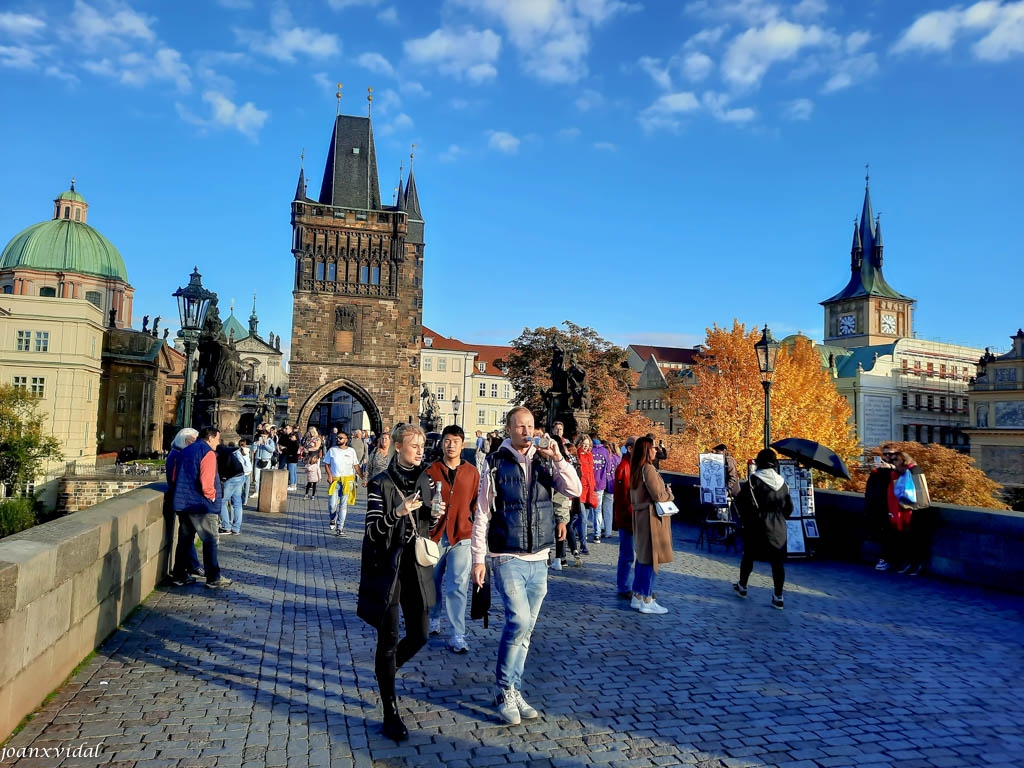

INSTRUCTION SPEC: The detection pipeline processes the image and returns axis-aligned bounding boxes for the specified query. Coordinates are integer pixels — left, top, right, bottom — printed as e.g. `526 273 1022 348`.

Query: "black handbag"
470 564 492 628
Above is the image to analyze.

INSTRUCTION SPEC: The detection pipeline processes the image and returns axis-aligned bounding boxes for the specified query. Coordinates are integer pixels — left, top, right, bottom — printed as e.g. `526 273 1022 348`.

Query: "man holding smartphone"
472 407 581 725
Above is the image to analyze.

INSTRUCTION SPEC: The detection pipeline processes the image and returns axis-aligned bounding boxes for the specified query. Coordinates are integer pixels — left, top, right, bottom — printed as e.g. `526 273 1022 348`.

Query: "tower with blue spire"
821 171 916 349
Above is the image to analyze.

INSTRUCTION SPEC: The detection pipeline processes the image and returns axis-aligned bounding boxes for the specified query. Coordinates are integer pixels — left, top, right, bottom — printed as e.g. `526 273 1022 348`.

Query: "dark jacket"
736 469 793 554
865 466 895 532
486 447 555 555
280 432 301 463
356 462 437 629
613 456 632 533
172 441 222 515
216 445 245 481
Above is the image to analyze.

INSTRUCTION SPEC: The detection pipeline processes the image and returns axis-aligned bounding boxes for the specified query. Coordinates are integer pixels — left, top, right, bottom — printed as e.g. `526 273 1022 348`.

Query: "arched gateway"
298 379 383 439
287 105 425 434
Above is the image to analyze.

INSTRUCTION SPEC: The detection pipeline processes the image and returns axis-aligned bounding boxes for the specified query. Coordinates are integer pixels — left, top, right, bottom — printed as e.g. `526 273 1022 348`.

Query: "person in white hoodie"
733 448 794 609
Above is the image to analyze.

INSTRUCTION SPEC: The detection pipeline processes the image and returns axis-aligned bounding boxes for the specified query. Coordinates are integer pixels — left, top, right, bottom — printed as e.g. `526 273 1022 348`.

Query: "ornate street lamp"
452 394 461 428
173 267 216 428
754 324 780 450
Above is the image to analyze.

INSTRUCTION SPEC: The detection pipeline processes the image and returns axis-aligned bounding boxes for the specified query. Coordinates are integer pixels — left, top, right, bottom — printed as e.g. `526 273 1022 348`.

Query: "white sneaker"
512 687 539 719
875 559 890 571
449 634 470 654
495 687 521 725
549 558 562 571
639 599 668 615
429 618 441 636
287 485 297 491
329 523 337 531
630 595 642 611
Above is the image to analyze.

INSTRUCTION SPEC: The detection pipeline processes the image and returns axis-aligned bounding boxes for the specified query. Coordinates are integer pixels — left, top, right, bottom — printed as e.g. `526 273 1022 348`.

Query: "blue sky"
2 0 1022 362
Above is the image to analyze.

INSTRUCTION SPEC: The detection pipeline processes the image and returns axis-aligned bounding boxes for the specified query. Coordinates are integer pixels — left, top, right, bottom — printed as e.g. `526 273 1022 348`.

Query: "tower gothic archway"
288 105 425 433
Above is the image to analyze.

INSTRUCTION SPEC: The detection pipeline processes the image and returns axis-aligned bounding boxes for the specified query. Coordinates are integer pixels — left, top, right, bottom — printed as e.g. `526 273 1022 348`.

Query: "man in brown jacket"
427 425 481 653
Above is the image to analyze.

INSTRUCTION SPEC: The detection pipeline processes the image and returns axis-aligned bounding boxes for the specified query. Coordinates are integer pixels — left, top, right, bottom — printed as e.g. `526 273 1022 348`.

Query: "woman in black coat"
733 448 794 609
356 423 443 742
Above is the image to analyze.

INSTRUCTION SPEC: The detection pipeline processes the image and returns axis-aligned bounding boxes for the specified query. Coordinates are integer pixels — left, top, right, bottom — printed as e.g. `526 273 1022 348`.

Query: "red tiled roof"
629 344 698 366
421 326 513 376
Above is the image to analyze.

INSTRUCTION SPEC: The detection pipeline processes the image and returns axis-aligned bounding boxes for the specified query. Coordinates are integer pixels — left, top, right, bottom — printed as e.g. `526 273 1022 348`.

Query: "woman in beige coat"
628 435 674 615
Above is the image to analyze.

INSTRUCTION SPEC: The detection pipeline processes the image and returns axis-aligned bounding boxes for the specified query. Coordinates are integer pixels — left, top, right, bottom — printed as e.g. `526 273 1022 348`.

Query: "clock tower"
821 175 915 349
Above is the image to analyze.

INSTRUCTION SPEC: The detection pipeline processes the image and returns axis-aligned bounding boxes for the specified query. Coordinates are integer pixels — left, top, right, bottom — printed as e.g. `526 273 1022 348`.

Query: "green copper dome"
0 217 128 282
55 189 86 203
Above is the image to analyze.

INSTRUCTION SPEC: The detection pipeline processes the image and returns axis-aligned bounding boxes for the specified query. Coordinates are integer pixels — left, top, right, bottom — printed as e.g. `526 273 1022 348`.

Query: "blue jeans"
493 556 548 691
601 491 615 537
220 476 245 533
572 511 590 550
188 512 222 583
328 476 353 530
617 532 635 594
633 562 656 598
287 462 298 486
430 536 473 638
592 491 605 536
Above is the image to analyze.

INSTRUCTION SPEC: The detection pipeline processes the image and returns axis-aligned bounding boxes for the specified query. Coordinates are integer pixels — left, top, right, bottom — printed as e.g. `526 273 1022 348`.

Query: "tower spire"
249 292 259 337
336 82 343 116
367 86 373 117
294 148 306 201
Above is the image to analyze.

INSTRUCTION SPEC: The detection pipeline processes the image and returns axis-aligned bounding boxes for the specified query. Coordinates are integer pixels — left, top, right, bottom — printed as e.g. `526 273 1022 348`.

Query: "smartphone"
873 456 883 467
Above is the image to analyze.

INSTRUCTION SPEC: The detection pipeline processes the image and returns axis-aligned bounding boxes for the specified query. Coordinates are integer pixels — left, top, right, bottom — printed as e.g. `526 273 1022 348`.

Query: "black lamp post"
754 324 780 450
452 394 461 428
173 267 215 429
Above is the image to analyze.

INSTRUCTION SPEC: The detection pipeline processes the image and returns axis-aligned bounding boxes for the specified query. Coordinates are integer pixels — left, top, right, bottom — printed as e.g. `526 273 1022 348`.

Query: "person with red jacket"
426 425 481 653
613 437 636 598
573 435 599 552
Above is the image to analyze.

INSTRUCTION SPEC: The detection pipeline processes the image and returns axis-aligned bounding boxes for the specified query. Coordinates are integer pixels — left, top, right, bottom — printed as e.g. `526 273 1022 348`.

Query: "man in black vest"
472 406 581 725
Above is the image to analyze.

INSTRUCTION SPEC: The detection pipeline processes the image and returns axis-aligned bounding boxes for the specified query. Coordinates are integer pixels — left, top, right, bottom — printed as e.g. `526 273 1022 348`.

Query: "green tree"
0 384 62 493
496 322 634 433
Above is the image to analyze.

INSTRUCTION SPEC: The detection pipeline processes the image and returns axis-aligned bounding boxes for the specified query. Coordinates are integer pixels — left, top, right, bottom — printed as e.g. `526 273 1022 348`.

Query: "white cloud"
892 2 1024 61
235 6 340 63
0 12 46 38
685 26 727 49
63 0 156 51
0 44 38 69
450 0 638 83
377 7 399 24
376 111 414 135
682 51 714 80
822 51 877 92
312 71 333 92
559 126 581 139
487 130 520 153
638 55 672 89
575 87 605 110
685 0 781 26
638 91 700 132
203 90 269 138
792 0 828 20
783 97 814 120
702 90 757 122
45 65 80 85
438 143 464 162
400 80 429 96
846 30 871 54
593 141 617 151
356 51 394 76
83 46 192 90
404 27 501 83
721 20 835 87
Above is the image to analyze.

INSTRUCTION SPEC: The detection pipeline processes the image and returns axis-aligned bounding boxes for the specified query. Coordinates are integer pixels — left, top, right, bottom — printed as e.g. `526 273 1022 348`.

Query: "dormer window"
423 337 433 348
478 362 486 373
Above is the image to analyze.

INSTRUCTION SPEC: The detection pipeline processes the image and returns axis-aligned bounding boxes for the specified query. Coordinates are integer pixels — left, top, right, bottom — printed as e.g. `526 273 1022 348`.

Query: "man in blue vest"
172 426 233 588
471 406 581 725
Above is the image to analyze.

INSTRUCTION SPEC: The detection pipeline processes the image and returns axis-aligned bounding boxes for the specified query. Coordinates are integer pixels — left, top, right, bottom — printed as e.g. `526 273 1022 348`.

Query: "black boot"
381 695 408 742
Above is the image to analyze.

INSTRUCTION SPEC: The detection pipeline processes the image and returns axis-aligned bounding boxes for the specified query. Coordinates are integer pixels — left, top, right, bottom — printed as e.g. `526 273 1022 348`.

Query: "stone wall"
56 477 153 514
0 484 169 740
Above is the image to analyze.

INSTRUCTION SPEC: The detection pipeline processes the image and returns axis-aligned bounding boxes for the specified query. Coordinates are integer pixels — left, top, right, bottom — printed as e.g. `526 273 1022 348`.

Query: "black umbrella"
770 437 851 480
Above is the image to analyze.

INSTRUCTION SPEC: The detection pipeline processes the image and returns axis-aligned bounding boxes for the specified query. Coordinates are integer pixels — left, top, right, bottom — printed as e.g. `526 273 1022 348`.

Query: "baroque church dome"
0 183 128 282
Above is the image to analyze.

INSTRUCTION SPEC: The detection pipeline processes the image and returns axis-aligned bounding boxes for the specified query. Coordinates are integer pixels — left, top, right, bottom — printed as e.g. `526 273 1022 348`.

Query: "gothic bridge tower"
288 101 424 435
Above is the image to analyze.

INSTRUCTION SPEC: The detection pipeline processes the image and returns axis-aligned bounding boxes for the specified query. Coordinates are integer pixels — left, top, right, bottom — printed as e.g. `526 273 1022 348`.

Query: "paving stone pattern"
6 487 1024 768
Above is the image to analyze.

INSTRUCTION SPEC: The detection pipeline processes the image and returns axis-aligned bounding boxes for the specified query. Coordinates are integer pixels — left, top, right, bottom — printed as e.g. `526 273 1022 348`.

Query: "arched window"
327 262 337 281
63 207 70 219
74 209 81 221
371 266 380 284
315 262 325 280
116 395 127 414
359 264 369 283
40 287 57 297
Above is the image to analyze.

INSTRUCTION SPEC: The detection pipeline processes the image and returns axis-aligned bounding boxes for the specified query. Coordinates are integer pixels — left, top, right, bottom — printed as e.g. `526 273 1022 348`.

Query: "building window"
490 383 498 397
16 330 30 351
939 396 946 412
39 287 56 297
371 266 381 285
12 376 27 390
359 265 369 283
902 359 908 370
914 394 921 408
901 392 908 407
165 385 172 396
316 262 325 280
490 410 498 425
88 380 93 402
478 362 486 373
500 410 508 424
479 382 487 397
34 331 49 352
436 386 445 400
478 409 486 423
423 357 432 371
927 362 934 374
903 425 910 440
85 290 102 307
63 207 70 219
927 395 934 410
75 209 81 221
437 358 447 372
327 263 337 281
30 377 45 397
2 285 12 294
116 395 127 413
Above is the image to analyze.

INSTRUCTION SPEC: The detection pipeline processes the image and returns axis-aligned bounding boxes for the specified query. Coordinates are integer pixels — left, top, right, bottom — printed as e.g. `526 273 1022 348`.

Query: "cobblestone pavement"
6 487 1024 768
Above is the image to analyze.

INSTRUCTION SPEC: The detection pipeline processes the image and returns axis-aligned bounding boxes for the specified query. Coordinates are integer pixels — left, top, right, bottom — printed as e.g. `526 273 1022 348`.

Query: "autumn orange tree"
853 442 1006 509
667 321 859 482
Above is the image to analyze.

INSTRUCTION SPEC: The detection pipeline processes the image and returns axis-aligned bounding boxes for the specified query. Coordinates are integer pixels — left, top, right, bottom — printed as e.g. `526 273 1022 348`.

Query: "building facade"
625 344 697 433
289 108 424 436
964 329 1024 487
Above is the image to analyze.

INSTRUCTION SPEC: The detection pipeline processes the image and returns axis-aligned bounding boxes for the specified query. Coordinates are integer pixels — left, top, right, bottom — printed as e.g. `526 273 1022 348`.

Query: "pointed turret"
248 293 259 338
318 113 381 210
404 167 424 244
872 216 884 267
395 176 405 210
858 181 875 254
294 167 306 202
850 219 863 270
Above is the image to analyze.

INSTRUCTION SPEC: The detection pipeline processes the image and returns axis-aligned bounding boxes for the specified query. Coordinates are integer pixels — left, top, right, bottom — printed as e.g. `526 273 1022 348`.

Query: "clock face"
881 313 897 334
838 314 856 335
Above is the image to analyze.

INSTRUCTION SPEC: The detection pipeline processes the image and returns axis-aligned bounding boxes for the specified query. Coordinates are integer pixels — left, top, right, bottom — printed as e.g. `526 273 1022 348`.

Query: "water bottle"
431 482 442 517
